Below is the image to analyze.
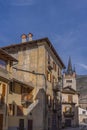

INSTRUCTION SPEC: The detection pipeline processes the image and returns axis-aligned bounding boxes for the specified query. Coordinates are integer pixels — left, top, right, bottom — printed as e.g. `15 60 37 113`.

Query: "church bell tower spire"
67 56 73 74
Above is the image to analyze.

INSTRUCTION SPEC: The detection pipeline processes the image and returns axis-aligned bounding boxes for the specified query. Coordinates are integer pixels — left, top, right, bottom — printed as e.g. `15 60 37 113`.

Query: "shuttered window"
47 71 53 82
8 104 15 116
2 84 5 96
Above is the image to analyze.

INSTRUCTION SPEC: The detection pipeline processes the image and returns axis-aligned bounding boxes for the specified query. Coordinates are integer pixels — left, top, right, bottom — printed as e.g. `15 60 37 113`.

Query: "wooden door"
0 114 3 130
28 120 33 130
19 119 24 130
65 119 71 127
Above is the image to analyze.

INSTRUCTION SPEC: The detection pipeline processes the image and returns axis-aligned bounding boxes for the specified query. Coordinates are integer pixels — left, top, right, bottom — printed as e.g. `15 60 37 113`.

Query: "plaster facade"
0 49 17 130
2 37 65 130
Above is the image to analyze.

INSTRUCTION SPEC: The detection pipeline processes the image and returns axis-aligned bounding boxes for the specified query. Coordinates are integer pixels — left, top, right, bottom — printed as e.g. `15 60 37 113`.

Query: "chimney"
28 33 33 41
21 34 27 43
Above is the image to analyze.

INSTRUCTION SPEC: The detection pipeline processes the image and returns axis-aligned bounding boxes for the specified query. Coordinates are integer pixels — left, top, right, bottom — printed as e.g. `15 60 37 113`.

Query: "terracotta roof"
2 37 65 68
0 48 18 62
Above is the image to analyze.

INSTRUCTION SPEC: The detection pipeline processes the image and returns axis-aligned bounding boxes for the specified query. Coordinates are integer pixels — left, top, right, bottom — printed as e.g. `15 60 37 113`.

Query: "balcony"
62 101 76 105
21 93 33 107
0 66 9 80
52 82 61 92
63 111 74 118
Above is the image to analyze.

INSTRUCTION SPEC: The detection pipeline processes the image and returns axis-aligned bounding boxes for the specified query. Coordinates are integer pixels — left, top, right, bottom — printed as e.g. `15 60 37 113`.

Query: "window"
47 71 52 82
0 95 4 104
21 87 30 94
82 111 86 115
8 104 15 116
9 82 13 93
19 119 24 130
66 80 72 83
2 84 6 96
53 62 56 71
58 67 60 76
17 105 23 116
48 55 50 64
68 95 73 103
14 83 21 94
0 83 6 104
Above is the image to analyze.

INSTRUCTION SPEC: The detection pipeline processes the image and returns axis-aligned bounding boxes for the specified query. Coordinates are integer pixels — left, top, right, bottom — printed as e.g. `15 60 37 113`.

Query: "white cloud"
78 63 87 70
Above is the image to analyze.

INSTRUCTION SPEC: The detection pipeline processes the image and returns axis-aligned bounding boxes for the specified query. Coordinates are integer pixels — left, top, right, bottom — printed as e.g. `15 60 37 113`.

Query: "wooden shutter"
8 104 13 115
8 104 15 116
2 84 6 96
51 74 53 83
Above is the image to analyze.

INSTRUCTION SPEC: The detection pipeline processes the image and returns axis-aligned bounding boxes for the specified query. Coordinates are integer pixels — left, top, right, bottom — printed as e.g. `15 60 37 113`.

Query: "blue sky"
0 0 87 75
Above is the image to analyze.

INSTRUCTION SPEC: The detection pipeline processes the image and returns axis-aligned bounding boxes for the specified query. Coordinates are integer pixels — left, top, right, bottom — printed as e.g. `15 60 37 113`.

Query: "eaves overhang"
0 48 18 62
2 37 65 68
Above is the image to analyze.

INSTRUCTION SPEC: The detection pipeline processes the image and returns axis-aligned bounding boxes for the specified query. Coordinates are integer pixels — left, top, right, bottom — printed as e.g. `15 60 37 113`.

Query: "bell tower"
63 57 76 90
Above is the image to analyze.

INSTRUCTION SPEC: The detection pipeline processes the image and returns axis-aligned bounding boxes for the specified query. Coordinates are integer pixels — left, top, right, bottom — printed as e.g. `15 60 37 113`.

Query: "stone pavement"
62 128 79 130
62 126 87 130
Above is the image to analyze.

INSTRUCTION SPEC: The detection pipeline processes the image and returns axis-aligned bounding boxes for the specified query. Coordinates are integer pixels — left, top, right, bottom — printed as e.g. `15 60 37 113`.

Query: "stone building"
76 75 87 109
76 75 87 125
62 57 79 127
2 34 65 130
78 107 87 125
0 48 17 130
